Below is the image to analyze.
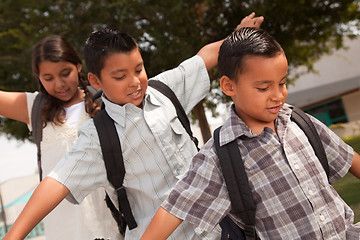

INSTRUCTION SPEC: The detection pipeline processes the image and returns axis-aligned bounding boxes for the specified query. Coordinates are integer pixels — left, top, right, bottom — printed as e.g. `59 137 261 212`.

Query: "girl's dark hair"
218 27 284 80
32 35 98 126
84 29 138 78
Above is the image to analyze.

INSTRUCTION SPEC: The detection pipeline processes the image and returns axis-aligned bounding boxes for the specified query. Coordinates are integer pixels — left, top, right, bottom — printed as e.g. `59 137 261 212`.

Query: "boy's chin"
136 102 144 109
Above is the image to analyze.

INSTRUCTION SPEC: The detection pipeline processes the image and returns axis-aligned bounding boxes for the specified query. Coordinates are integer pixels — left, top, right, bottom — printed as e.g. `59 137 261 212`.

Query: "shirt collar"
219 103 293 146
100 87 165 128
102 95 142 128
144 87 162 107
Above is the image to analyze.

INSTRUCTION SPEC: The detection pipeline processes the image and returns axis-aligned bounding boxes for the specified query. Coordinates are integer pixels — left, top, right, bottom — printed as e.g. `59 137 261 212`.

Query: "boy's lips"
267 105 282 114
128 89 142 99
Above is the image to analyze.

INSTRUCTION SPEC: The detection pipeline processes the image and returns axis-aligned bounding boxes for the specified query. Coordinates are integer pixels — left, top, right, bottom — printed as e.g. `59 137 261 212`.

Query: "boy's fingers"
254 16 264 28
236 14 264 30
247 12 255 18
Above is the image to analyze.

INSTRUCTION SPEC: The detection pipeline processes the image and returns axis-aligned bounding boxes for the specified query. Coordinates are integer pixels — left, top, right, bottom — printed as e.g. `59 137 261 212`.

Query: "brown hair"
32 35 98 126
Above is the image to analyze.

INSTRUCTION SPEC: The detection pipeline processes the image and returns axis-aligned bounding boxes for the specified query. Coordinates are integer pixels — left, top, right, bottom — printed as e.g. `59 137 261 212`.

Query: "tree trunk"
193 100 212 143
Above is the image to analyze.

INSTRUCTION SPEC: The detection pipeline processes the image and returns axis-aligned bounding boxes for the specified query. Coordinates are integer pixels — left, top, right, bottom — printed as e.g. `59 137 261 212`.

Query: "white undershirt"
65 101 85 128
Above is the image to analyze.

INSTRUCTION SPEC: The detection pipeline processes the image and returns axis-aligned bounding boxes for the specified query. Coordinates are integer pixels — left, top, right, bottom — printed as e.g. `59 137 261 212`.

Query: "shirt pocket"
169 118 188 147
169 118 197 177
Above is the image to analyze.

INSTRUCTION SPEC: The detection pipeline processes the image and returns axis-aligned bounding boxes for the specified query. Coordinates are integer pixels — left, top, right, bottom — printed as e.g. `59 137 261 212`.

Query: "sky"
0 135 38 184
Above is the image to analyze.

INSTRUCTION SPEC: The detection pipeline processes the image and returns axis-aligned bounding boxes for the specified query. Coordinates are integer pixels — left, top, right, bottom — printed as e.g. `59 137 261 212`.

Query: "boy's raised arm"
196 12 264 71
140 207 183 240
3 177 69 240
349 150 360 179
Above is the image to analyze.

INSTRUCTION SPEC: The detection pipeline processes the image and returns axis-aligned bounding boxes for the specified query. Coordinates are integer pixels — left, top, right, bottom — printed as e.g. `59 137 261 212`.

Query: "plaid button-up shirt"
163 103 360 239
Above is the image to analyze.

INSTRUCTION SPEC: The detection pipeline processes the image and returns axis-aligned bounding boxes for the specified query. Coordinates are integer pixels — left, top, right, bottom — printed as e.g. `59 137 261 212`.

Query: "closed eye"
114 75 125 80
257 87 269 92
280 80 287 86
62 71 71 77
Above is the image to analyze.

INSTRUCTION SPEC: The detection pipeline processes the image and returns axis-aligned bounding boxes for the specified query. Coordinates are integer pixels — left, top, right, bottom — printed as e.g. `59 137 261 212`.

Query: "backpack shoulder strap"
93 108 137 235
31 92 47 181
213 127 257 240
290 106 330 179
86 85 103 106
148 80 199 150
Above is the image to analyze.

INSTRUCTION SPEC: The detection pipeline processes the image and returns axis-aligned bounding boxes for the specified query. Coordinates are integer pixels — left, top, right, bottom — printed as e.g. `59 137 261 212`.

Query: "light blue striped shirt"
49 55 220 239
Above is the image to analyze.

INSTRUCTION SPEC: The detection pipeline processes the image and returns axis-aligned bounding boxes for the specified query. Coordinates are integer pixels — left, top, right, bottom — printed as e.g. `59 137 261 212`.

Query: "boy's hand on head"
236 12 264 29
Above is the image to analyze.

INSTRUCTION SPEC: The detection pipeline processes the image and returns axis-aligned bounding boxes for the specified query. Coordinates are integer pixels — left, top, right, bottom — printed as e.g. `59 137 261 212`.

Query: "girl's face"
38 61 82 107
222 52 288 134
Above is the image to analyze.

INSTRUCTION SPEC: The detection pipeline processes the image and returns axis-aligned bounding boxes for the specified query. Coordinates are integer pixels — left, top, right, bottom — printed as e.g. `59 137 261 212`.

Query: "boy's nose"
271 89 284 101
129 76 141 86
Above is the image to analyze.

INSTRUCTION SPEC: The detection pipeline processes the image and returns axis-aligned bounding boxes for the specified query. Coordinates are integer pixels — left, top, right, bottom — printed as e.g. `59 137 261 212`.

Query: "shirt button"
294 163 300 170
319 214 325 221
308 189 314 195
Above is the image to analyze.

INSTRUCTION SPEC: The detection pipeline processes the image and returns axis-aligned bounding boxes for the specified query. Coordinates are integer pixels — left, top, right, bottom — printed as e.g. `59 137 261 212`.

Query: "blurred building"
287 36 360 127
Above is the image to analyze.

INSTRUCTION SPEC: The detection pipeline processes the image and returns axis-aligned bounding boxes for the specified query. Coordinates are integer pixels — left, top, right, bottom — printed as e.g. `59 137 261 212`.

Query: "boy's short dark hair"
218 27 283 80
84 29 138 78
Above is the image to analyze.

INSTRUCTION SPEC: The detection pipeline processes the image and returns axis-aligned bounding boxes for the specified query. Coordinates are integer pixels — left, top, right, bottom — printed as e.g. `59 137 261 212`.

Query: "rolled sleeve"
150 55 210 114
310 115 354 183
48 119 110 204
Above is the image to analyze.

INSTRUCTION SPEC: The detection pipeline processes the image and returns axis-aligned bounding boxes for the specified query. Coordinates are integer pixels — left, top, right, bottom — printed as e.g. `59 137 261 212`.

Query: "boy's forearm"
196 40 224 71
141 207 183 240
3 177 69 239
349 150 360 179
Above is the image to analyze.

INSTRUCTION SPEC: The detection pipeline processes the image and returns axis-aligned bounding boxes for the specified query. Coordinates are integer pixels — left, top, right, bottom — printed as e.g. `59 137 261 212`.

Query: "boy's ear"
77 63 82 72
88 73 101 90
220 75 236 97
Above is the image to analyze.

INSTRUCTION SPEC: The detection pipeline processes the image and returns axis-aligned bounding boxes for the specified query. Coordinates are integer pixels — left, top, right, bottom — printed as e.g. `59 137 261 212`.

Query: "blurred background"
1 1 360 239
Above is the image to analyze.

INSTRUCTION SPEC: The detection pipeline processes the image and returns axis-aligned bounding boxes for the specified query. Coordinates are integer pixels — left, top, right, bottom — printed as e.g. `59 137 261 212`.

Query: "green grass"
332 134 360 223
333 173 360 223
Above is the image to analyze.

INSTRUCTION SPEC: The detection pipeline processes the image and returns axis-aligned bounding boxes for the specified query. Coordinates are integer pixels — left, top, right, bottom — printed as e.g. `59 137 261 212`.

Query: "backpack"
93 79 199 236
31 85 100 181
213 106 330 240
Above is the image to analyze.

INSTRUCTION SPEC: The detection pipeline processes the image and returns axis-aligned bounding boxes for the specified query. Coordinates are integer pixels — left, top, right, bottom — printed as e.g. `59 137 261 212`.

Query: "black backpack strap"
87 85 103 107
93 108 137 236
214 127 257 240
148 80 199 151
31 93 47 181
290 106 330 179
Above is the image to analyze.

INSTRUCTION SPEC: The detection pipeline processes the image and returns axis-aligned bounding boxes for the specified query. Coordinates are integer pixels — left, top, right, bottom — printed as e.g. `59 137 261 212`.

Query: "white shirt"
49 55 220 239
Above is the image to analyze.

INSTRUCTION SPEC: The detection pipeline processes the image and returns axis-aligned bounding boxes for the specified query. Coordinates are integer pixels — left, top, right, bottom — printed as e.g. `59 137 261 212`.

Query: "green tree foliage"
1 0 359 142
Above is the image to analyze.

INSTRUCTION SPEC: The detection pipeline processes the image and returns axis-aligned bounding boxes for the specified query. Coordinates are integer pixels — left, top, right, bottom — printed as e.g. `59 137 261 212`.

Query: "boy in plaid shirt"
141 27 360 239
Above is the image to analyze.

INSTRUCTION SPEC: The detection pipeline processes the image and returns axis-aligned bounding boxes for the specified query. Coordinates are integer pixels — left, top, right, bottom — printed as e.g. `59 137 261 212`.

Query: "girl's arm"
3 177 69 240
197 12 264 71
0 91 29 124
140 207 183 240
349 150 360 179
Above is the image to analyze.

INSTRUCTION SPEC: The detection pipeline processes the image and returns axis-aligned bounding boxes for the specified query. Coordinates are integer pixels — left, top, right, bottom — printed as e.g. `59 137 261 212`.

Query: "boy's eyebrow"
110 69 126 74
110 62 144 75
254 73 288 85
